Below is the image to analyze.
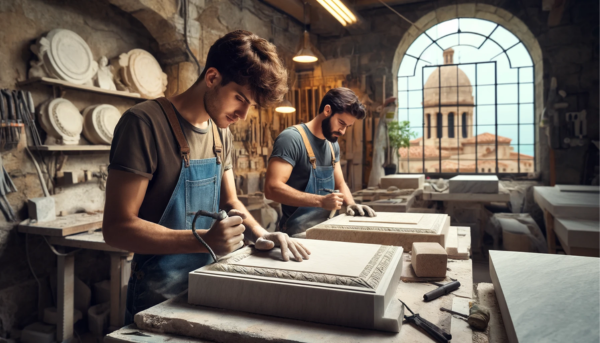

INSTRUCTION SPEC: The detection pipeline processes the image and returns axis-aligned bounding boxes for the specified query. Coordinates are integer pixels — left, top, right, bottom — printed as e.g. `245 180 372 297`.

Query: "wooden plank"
57 252 75 342
17 77 144 100
18 213 103 237
46 231 127 253
544 210 557 254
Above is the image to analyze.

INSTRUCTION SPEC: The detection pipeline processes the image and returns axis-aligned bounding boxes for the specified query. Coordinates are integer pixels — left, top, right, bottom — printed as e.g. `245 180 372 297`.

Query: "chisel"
321 188 340 219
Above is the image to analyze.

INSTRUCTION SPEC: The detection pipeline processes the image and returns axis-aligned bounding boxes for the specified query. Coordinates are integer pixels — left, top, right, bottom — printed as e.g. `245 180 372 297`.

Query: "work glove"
346 204 376 217
255 232 311 262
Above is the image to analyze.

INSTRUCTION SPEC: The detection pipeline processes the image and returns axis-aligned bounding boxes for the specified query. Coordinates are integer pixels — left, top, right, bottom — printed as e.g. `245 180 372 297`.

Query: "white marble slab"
449 175 499 194
554 218 599 249
380 175 424 190
556 184 599 193
534 186 599 220
490 251 600 343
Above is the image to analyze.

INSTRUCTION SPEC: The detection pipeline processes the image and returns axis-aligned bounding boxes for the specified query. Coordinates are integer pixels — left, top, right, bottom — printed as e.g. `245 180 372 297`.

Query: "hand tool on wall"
1 90 19 150
321 188 340 219
190 209 228 263
399 299 452 343
16 90 42 147
440 302 491 331
0 153 17 221
423 280 461 302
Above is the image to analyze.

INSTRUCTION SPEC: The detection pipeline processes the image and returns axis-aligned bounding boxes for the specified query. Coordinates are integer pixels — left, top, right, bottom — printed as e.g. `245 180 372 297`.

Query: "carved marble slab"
112 49 167 98
306 213 450 251
188 239 405 332
39 98 83 145
449 175 499 194
29 29 98 85
82 104 121 145
490 251 599 343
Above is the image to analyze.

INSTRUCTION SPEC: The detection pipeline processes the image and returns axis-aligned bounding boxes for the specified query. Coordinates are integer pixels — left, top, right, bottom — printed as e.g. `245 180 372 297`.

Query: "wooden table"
19 216 130 343
422 186 511 252
534 186 599 255
105 255 475 343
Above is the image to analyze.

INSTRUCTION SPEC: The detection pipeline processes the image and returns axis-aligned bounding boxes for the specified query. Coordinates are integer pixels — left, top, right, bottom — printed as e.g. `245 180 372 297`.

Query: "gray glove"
346 204 376 217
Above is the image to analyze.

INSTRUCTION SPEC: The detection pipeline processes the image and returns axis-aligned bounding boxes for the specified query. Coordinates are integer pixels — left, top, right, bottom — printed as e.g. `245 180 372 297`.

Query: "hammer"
440 303 491 331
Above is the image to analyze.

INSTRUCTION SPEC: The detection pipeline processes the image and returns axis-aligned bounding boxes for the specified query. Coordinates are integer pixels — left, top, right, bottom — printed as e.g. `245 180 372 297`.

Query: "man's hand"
255 232 311 262
202 209 246 256
320 193 343 211
346 204 376 217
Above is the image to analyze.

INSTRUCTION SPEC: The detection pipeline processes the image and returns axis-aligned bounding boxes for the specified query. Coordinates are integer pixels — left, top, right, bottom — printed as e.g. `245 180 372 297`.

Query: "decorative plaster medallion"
47 98 83 145
46 29 98 85
82 104 120 145
113 49 167 98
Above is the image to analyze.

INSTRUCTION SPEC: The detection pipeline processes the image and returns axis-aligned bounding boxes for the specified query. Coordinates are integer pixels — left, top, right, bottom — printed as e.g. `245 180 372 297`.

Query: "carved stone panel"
306 213 450 251
188 239 404 332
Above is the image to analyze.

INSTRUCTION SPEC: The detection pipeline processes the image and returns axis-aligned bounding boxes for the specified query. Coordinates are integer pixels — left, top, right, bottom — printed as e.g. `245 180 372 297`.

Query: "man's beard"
321 115 342 143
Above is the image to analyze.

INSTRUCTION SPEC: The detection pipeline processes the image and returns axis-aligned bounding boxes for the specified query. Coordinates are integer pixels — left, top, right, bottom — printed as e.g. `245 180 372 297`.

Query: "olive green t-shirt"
108 100 233 224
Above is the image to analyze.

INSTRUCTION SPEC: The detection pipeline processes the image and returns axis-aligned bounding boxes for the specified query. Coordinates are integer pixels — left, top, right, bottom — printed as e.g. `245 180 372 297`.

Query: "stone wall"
0 0 301 336
317 0 599 184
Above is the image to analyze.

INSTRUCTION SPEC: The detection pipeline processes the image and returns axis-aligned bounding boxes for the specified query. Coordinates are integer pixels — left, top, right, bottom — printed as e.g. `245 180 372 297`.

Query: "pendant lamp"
275 99 296 113
293 2 318 63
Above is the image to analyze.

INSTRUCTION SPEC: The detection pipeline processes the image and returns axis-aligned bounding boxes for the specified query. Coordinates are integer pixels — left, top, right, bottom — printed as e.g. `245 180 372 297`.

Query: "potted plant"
384 120 416 175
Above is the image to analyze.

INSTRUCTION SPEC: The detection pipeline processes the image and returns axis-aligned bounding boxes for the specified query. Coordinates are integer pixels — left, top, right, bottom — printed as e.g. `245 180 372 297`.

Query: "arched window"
427 114 431 138
448 113 455 138
396 17 536 175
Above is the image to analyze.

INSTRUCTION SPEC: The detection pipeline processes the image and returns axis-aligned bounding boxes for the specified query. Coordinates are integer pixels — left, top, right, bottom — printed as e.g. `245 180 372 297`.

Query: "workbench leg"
544 210 557 254
57 252 75 342
119 255 132 326
109 253 131 331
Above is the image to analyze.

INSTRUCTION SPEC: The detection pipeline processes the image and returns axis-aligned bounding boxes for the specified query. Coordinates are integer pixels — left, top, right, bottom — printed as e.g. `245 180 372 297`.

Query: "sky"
397 18 535 157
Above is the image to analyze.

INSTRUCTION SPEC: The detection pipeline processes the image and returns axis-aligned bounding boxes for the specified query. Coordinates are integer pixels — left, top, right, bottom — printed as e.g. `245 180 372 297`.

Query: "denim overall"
279 124 336 236
124 97 223 324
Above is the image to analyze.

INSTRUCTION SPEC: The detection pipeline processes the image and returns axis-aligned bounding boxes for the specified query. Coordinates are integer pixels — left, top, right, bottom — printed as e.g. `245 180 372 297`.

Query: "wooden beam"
261 0 304 23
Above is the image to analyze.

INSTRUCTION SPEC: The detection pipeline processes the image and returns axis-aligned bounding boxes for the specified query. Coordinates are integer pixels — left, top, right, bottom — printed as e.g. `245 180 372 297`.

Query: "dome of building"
423 49 474 107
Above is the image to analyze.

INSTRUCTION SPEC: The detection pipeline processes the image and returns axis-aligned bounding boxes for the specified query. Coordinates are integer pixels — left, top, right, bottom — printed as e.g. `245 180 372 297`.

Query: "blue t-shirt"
269 124 340 222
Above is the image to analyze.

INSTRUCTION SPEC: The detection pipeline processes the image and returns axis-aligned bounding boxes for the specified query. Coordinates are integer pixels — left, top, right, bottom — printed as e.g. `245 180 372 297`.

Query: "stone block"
27 197 56 223
449 175 499 194
437 5 457 23
414 10 436 29
380 174 424 190
496 8 514 21
411 242 447 277
476 3 497 14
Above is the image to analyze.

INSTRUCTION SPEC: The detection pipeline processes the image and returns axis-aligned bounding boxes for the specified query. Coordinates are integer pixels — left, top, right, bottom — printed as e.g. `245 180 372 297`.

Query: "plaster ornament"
40 98 83 145
95 56 117 91
82 104 121 145
29 29 98 85
113 49 167 98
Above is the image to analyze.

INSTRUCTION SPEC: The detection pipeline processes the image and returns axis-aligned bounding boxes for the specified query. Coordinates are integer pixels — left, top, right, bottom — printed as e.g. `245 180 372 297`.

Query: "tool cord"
191 210 219 263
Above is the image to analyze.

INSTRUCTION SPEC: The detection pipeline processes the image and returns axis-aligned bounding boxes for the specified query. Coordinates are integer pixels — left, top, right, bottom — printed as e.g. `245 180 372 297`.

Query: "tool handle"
410 314 452 343
423 281 461 301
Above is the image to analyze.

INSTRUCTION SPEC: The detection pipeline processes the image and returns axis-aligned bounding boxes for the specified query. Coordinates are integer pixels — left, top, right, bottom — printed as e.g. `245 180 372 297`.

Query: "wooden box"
188 239 404 332
306 213 450 251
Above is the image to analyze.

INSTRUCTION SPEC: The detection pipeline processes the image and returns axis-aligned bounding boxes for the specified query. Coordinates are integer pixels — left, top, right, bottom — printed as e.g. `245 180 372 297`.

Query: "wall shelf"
29 145 111 152
17 77 148 101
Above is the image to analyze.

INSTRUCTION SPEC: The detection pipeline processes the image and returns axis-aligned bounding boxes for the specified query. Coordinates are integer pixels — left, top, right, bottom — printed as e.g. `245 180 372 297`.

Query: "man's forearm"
225 199 268 243
103 217 209 255
266 182 322 209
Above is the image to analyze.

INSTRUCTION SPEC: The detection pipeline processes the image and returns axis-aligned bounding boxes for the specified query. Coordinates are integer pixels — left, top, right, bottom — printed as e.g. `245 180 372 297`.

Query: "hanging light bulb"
293 31 318 63
275 99 296 113
293 2 319 63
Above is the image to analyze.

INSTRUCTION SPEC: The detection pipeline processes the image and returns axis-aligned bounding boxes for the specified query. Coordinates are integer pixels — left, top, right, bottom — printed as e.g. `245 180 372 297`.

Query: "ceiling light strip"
331 0 357 23
325 0 353 24
317 0 347 26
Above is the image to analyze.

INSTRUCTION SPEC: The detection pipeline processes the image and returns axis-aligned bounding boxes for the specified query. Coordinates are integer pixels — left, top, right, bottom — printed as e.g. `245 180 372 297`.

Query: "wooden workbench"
106 255 475 343
20 218 130 343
